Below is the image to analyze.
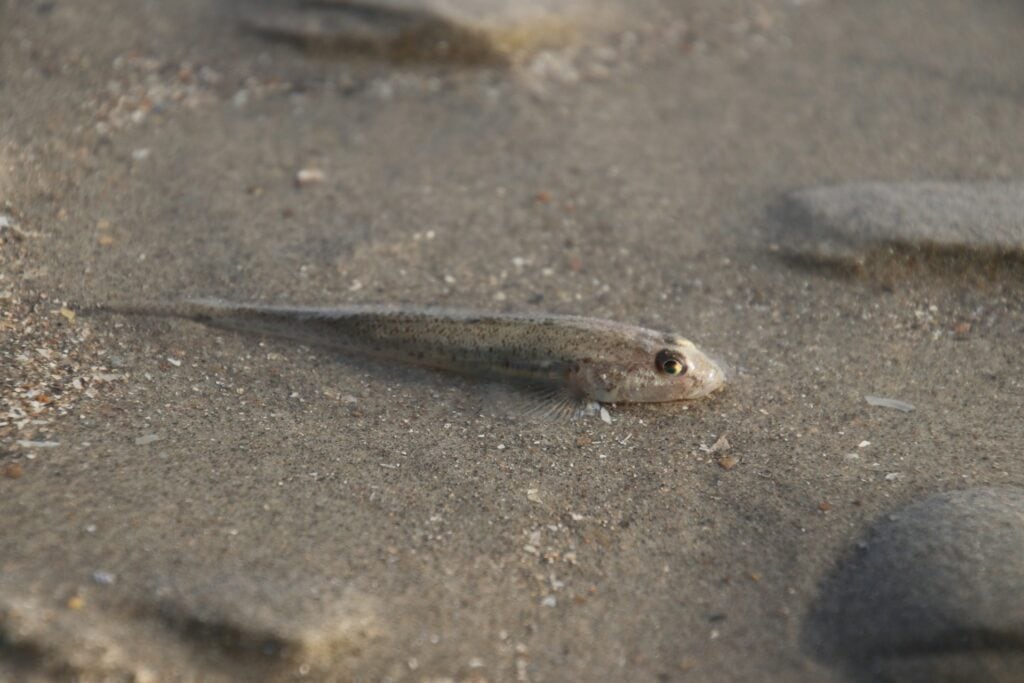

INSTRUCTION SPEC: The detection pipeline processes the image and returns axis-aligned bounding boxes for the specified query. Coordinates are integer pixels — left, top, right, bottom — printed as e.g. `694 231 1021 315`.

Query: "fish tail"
80 297 236 321
84 298 344 347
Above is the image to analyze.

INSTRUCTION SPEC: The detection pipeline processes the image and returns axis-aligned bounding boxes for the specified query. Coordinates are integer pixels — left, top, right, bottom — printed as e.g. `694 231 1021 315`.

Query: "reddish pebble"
818 500 832 512
717 455 738 470
3 462 23 479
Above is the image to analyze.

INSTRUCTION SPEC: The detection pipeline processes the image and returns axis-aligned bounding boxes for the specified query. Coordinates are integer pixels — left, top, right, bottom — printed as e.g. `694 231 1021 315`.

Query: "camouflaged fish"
99 299 726 418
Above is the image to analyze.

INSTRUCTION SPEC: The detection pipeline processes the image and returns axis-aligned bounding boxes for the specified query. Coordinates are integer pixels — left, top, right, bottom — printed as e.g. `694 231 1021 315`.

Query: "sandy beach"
2 1 1023 681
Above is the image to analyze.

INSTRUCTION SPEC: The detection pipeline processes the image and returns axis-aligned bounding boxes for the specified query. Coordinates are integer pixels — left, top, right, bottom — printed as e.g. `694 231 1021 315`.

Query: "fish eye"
655 349 687 376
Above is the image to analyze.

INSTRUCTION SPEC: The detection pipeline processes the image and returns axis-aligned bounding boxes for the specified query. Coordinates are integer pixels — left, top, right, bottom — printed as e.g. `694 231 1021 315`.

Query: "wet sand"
2 1 1023 681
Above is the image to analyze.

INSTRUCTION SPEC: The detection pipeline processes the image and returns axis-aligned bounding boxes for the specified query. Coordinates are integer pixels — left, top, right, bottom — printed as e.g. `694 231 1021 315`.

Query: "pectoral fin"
519 386 603 422
475 383 606 423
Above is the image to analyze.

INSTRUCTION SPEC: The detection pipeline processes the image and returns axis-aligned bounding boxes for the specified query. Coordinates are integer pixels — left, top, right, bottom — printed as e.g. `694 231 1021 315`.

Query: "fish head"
585 335 726 404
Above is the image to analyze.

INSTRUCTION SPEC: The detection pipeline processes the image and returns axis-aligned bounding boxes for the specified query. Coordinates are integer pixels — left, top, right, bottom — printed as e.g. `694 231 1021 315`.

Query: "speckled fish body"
108 298 726 412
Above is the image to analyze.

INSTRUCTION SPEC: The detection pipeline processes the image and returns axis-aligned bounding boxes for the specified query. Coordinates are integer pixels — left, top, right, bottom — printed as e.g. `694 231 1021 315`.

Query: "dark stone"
238 0 613 64
776 181 1024 265
803 487 1024 683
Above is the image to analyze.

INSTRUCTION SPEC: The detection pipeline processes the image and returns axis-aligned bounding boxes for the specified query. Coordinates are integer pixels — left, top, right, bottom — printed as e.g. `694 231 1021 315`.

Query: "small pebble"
91 570 117 585
295 168 325 186
679 658 698 671
709 435 731 453
3 462 24 479
865 395 915 412
135 434 162 445
718 455 738 470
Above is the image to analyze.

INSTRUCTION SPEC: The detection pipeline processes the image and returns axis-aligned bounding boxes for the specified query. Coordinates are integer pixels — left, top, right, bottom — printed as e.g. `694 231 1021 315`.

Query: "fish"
95 298 726 418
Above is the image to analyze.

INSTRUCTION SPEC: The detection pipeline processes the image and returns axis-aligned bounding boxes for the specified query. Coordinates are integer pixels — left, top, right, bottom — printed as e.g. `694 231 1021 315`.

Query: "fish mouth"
694 370 725 398
691 352 728 398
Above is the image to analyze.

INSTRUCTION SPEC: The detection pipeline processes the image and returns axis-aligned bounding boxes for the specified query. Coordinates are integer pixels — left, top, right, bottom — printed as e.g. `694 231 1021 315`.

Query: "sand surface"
2 1 1023 681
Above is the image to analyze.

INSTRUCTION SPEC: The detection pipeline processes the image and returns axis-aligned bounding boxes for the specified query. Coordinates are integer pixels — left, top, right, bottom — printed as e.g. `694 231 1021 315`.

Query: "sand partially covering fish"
96 299 726 418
